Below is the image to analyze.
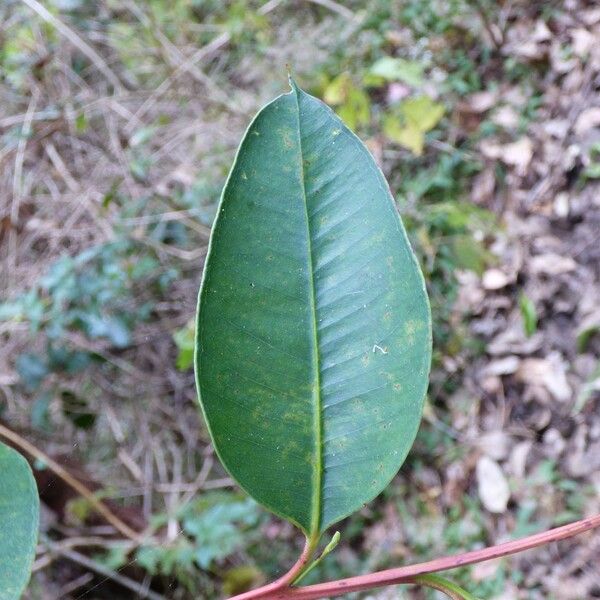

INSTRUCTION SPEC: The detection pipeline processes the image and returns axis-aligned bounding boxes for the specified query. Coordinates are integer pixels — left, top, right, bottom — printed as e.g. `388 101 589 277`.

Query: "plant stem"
235 512 600 599
231 536 316 600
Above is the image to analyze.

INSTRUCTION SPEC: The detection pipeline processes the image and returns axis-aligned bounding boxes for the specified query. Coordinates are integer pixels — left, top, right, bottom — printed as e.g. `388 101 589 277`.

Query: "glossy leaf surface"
0 442 39 600
195 80 431 538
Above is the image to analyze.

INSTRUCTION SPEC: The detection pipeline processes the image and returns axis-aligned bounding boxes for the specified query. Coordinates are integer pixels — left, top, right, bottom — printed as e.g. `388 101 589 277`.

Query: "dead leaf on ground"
529 253 577 275
477 430 511 461
477 456 510 514
492 105 520 130
516 352 572 403
487 320 544 355
482 268 512 290
509 441 532 478
571 28 596 57
574 107 600 135
481 137 533 175
483 355 521 376
471 167 496 204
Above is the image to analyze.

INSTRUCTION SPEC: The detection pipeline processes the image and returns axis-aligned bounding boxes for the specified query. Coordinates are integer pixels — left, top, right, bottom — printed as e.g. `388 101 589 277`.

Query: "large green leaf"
0 442 39 600
195 79 431 540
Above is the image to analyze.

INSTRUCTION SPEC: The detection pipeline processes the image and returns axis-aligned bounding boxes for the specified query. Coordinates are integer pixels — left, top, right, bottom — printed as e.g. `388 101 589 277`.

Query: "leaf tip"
287 68 300 94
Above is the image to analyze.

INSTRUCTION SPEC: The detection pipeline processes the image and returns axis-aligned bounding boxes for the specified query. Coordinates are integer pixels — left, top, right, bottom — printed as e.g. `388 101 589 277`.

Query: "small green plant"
519 292 538 337
0 238 175 428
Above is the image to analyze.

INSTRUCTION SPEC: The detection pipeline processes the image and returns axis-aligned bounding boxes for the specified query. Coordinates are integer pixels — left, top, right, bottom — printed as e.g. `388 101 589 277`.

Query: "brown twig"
232 512 600 599
0 423 144 543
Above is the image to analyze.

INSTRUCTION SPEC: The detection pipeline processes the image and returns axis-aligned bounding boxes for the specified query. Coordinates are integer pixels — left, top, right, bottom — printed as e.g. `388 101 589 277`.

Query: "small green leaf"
583 163 600 179
323 74 370 130
180 493 260 569
323 73 351 105
402 96 445 132
75 112 87 133
384 117 425 155
293 531 341 584
412 574 481 600
173 319 195 371
518 292 537 337
195 79 431 539
384 96 445 155
15 353 48 391
61 391 96 430
369 57 424 87
337 87 370 130
0 442 40 600
451 235 494 275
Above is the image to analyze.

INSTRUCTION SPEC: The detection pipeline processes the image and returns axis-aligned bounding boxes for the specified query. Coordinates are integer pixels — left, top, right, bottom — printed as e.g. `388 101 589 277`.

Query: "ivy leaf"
0 442 39 599
195 79 431 541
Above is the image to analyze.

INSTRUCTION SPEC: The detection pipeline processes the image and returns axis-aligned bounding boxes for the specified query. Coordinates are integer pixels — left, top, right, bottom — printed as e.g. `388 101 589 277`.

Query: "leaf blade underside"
195 80 431 538
0 442 40 600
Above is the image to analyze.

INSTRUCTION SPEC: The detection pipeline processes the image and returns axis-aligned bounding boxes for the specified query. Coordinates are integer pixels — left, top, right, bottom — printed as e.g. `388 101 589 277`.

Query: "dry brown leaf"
487 322 544 355
543 119 570 139
574 107 600 135
483 355 520 376
509 441 532 478
476 456 510 513
532 20 552 43
550 40 580 73
492 105 519 130
553 192 570 218
571 28 596 57
471 167 496 205
542 428 567 459
477 430 511 461
466 91 497 113
529 253 577 275
482 268 511 290
517 352 572 403
582 7 600 25
481 138 533 175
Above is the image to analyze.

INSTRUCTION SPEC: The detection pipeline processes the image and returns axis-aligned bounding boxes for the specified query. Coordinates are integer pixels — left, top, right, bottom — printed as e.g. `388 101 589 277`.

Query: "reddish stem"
232 537 314 600
238 512 600 600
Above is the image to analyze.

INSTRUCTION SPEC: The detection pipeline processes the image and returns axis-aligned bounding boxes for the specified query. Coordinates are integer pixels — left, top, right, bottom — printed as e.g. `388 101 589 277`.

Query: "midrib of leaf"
292 82 323 542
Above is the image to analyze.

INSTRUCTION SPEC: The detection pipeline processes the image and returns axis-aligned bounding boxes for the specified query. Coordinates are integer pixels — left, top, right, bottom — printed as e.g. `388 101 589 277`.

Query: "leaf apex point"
287 71 299 93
